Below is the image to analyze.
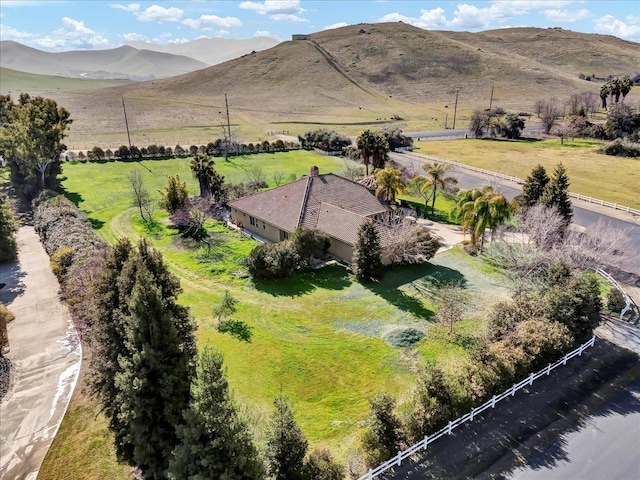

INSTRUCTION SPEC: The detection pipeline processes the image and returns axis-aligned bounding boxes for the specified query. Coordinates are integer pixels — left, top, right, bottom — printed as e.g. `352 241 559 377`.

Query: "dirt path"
0 226 81 480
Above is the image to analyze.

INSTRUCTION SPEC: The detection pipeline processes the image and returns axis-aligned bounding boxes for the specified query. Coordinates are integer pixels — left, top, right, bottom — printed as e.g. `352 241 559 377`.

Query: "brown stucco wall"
328 238 354 263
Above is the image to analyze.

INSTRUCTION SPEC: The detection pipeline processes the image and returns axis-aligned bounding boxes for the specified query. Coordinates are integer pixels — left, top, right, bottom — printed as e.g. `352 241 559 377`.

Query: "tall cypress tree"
354 220 384 282
265 394 308 480
91 238 196 466
542 163 573 224
521 164 549 207
169 348 265 480
90 237 136 459
117 264 193 479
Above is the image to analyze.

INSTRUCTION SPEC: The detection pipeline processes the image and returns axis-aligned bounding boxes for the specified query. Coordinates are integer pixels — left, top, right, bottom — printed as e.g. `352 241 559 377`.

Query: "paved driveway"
0 227 81 480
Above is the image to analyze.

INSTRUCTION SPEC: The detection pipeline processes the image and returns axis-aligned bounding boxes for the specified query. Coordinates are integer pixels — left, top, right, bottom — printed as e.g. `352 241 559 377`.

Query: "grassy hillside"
0 67 133 95
22 23 640 148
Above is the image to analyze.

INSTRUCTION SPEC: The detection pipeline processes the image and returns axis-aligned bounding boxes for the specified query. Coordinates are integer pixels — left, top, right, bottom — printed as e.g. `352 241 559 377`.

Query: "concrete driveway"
0 226 81 480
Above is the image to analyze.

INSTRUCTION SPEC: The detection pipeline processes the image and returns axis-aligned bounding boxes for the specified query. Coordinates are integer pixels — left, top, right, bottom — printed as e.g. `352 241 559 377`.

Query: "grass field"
37 150 510 474
415 137 640 208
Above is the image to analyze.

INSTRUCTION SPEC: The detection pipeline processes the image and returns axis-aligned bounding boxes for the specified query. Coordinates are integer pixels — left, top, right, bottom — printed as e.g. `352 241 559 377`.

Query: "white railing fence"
358 335 596 480
397 151 640 217
596 268 635 321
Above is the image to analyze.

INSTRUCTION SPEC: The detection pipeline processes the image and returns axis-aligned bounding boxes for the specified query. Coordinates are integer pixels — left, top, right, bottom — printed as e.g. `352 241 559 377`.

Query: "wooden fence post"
511 384 516 396
423 435 429 450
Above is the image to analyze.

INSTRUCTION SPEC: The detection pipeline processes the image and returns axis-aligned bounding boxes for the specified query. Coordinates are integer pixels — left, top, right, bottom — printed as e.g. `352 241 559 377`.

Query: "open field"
415 138 640 208
36 151 511 472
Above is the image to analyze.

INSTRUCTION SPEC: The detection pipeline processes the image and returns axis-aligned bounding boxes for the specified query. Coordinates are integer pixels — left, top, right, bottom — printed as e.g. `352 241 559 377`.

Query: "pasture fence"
358 335 596 480
596 268 636 322
397 151 640 217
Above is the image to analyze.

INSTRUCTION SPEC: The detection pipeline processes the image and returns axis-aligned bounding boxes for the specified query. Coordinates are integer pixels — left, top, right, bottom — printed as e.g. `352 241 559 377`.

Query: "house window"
250 216 257 227
262 221 266 229
282 231 289 240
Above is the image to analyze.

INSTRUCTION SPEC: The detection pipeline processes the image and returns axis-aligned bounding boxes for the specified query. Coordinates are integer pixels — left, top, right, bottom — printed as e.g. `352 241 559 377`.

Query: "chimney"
310 166 319 176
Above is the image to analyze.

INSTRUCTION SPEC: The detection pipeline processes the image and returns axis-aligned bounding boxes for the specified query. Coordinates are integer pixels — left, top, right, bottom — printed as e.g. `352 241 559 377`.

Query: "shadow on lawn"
254 264 352 297
365 263 467 319
62 189 105 230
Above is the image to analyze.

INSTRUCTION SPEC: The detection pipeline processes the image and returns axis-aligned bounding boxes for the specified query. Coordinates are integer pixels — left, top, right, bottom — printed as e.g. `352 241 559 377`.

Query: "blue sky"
1 0 638 51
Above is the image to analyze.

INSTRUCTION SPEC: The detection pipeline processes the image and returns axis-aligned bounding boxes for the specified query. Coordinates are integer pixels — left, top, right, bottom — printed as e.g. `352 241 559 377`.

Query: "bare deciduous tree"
128 170 154 225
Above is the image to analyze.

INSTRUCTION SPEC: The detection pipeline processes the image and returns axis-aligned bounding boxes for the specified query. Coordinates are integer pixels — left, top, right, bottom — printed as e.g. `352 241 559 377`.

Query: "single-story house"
229 166 394 263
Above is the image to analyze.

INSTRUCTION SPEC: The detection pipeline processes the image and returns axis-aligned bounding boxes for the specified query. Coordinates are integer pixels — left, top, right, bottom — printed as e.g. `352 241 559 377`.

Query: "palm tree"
374 167 404 203
371 133 390 170
417 162 458 216
190 153 215 198
451 186 511 252
356 130 375 175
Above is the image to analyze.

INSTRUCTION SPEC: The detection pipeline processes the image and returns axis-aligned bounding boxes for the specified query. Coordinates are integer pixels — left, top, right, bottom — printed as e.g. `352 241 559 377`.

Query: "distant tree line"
68 138 302 163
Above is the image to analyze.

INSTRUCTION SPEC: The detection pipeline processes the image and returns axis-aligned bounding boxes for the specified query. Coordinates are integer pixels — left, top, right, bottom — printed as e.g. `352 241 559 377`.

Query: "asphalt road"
405 125 545 140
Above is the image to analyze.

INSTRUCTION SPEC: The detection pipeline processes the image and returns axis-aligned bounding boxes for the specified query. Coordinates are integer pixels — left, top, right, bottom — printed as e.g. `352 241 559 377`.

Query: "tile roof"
229 173 390 246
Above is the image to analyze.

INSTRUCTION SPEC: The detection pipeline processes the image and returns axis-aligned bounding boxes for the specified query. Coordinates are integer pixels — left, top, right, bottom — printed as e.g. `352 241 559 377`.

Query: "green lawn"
41 150 508 471
415 138 640 209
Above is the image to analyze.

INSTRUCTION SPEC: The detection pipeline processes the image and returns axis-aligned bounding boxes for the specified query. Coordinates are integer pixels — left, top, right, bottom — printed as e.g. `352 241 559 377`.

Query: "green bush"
0 304 15 351
606 288 626 313
246 241 299 279
50 245 74 279
598 139 640 158
303 448 345 480
383 328 424 348
0 193 17 263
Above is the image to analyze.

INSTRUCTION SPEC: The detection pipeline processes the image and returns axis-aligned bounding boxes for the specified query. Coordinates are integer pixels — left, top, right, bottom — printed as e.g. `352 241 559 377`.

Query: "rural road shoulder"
0 226 81 480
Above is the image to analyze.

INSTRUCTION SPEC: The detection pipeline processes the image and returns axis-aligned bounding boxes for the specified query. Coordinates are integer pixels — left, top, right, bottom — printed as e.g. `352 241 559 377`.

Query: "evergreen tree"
265 393 308 480
542 163 572 224
90 237 136 460
90 238 196 465
521 164 549 207
169 348 265 480
360 392 403 465
117 265 193 479
354 220 384 282
0 193 17 263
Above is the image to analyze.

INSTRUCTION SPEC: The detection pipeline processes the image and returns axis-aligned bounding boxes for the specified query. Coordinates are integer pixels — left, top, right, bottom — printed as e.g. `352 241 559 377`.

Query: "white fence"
596 268 635 321
358 335 596 480
397 151 640 217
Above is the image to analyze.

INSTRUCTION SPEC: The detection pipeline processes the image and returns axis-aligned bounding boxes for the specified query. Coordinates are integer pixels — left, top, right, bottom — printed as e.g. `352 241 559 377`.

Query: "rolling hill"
0 41 208 80
20 23 639 147
124 36 280 66
0 67 133 95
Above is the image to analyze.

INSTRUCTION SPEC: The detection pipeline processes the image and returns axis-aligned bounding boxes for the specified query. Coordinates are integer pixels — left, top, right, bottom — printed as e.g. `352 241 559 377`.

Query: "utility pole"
489 84 494 111
445 113 448 129
452 89 459 130
122 97 132 150
224 93 231 160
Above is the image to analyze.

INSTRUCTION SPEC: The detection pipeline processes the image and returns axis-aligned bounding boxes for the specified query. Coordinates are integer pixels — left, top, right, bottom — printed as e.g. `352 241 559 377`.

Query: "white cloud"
122 32 148 42
379 7 449 29
323 22 349 30
60 17 94 35
136 5 183 22
544 9 590 23
183 14 241 31
110 3 182 22
168 37 190 44
109 3 140 13
254 30 273 37
215 30 230 37
0 24 34 41
594 14 640 41
270 13 307 22
239 0 304 15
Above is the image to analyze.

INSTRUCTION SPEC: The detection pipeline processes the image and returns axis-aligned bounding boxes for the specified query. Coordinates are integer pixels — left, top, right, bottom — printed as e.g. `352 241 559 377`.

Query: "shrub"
0 304 15 352
159 175 189 213
50 245 74 280
359 392 403 466
598 139 640 158
291 227 331 266
216 319 253 342
606 288 626 313
304 448 345 480
383 327 424 348
0 193 17 263
246 241 299 279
